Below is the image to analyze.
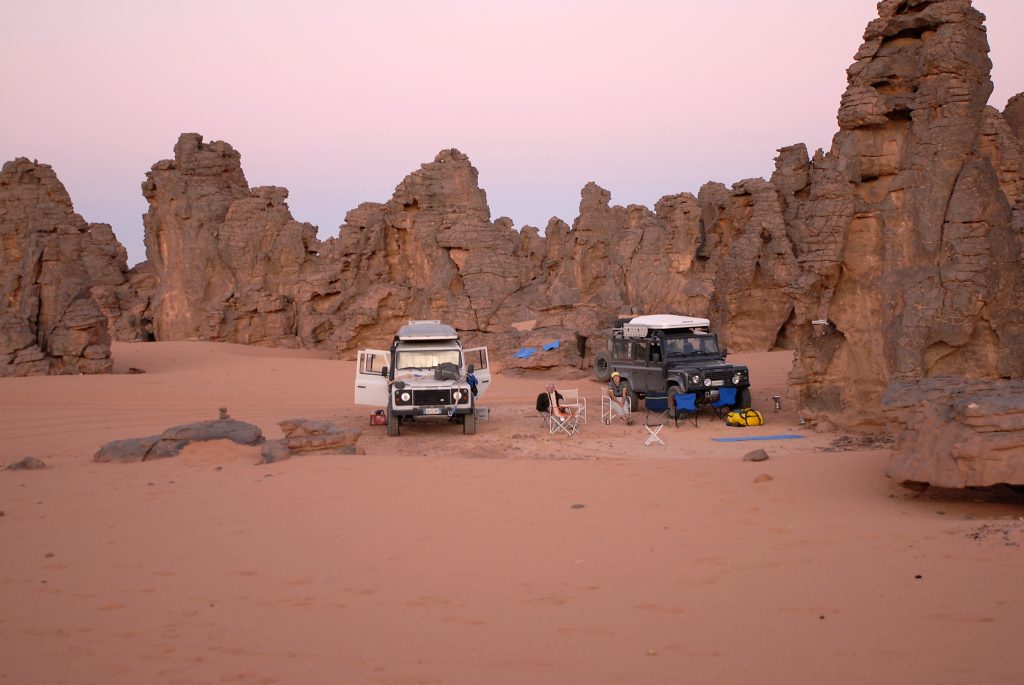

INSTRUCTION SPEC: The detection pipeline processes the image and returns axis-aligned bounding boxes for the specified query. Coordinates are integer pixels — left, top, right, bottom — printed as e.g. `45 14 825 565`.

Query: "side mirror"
381 366 388 377
721 348 728 358
467 364 475 374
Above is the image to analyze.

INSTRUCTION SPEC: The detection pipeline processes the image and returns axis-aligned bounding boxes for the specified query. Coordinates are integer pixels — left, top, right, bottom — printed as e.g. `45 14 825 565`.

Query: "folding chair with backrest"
644 393 669 423
601 394 632 425
710 387 738 419
671 391 699 427
547 390 579 436
559 388 587 424
643 393 668 446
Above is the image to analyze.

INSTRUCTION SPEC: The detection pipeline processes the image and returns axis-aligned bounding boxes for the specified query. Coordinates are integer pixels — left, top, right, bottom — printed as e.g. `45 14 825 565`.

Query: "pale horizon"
3 0 1022 266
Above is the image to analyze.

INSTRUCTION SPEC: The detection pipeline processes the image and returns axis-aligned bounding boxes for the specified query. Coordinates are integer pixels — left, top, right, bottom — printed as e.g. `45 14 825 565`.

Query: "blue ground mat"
712 434 806 442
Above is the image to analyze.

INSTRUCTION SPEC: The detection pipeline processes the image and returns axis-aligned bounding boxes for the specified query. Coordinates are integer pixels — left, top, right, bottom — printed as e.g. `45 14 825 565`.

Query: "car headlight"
691 374 701 384
400 391 411 402
732 372 742 384
704 377 712 387
453 390 462 401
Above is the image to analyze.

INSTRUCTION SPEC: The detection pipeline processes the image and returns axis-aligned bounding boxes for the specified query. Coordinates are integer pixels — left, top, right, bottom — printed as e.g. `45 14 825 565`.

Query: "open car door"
354 349 390 407
464 346 491 399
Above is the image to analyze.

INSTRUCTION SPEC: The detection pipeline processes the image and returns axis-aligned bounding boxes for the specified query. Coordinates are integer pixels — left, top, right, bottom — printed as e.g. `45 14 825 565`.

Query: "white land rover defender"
354 321 490 436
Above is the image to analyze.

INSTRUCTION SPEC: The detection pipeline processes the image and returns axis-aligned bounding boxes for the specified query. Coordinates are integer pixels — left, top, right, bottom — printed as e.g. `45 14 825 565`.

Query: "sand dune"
2 342 1023 684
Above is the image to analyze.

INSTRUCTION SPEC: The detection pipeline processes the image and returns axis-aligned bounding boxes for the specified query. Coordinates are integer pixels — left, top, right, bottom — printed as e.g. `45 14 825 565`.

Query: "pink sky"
3 1 1022 266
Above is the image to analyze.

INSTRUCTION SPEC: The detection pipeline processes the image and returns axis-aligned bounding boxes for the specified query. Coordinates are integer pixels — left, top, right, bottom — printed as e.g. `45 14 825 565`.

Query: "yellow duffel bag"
725 408 764 427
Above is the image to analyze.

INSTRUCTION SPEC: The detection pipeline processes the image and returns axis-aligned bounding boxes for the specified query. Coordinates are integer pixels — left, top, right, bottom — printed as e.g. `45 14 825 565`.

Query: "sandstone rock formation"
0 158 121 376
1004 92 1024 141
141 133 315 345
326 149 537 351
777 0 1024 437
125 134 815 372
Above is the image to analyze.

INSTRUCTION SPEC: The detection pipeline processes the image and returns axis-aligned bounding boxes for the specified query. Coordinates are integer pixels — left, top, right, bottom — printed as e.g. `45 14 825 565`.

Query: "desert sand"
2 342 1023 685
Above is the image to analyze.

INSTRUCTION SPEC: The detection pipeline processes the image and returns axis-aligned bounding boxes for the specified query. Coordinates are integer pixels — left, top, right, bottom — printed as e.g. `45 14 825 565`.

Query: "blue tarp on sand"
542 340 560 351
712 434 805 442
514 347 537 359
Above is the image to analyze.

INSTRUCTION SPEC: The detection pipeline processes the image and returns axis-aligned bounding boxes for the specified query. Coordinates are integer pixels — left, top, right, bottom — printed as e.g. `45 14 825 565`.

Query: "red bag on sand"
370 410 387 426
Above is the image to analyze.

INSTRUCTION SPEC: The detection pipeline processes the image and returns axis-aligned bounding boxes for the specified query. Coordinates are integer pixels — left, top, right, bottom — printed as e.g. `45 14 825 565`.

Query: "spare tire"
594 352 612 382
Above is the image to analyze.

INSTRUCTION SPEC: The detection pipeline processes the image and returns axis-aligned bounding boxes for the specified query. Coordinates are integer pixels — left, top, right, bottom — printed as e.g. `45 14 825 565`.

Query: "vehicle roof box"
629 314 710 329
396 320 459 341
621 314 711 337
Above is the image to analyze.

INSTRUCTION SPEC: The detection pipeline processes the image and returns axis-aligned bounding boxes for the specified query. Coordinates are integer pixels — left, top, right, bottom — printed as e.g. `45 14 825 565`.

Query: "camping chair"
643 394 669 446
671 392 699 428
710 387 738 419
601 394 632 425
548 403 579 437
559 388 587 424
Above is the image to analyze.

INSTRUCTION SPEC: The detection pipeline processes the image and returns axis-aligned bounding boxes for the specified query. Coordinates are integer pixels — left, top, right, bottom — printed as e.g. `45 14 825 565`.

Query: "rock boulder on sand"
260 418 363 463
94 416 264 463
883 378 1024 487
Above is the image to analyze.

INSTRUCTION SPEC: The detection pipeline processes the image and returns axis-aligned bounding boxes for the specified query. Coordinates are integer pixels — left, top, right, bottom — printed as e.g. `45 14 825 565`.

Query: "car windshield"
663 335 719 356
395 349 461 369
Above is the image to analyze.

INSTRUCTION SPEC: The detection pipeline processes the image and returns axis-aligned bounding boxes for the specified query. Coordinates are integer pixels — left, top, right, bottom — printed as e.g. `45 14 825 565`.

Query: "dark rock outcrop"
93 415 264 463
5 456 47 470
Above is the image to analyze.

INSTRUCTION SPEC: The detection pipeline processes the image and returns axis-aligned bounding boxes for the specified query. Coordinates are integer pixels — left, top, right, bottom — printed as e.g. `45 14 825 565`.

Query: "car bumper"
391 406 473 417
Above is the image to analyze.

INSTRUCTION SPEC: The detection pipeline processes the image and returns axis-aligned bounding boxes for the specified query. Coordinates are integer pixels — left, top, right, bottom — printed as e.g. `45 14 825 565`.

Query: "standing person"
607 371 633 425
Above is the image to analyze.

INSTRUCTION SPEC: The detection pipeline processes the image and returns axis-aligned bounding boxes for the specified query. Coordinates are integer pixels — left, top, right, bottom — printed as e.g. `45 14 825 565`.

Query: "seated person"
546 383 575 419
607 371 633 425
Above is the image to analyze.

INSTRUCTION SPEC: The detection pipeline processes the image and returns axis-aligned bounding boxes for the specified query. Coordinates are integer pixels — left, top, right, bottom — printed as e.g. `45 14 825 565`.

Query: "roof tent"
396 320 459 341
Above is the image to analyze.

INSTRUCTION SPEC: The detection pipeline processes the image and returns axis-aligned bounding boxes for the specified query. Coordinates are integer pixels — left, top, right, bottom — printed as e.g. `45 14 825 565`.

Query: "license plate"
710 380 724 387
422 407 442 415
